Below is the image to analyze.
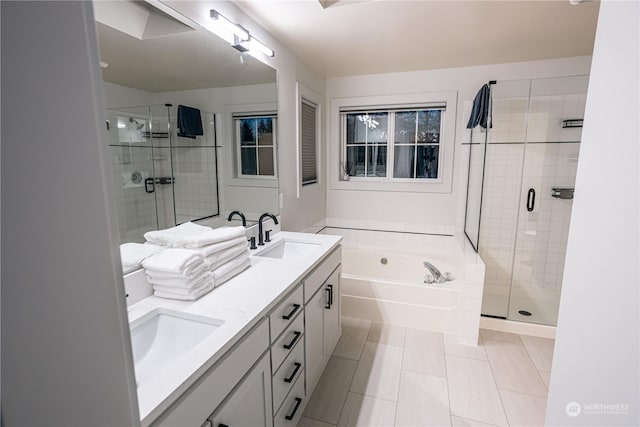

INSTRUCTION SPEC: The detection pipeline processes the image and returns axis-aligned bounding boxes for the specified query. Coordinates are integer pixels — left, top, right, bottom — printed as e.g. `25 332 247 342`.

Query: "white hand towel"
145 222 246 248
206 246 249 271
146 271 213 289
196 236 247 258
144 222 212 247
120 242 163 274
214 259 251 287
152 280 213 296
142 248 204 275
153 283 214 301
212 254 251 281
144 261 208 281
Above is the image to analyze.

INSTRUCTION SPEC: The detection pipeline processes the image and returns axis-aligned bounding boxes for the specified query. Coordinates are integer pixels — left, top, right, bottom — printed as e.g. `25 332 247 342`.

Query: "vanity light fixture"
210 9 249 41
249 36 275 58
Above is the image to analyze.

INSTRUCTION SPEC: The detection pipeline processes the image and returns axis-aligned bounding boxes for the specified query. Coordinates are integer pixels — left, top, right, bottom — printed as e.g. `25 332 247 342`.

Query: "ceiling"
234 0 600 77
95 1 276 92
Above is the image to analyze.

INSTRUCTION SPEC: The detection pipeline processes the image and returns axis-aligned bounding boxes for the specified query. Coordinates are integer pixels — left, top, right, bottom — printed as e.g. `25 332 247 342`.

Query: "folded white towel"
142 248 204 276
207 245 249 271
153 283 214 301
120 242 163 274
144 222 246 248
214 259 251 287
146 271 214 289
197 236 247 258
152 279 214 296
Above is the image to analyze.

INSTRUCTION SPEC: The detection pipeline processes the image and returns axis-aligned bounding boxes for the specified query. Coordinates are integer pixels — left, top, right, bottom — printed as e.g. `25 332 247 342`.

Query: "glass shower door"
106 106 161 243
507 75 588 325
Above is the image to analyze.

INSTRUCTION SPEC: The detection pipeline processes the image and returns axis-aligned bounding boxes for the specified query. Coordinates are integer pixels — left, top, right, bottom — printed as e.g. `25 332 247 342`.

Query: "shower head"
129 117 145 130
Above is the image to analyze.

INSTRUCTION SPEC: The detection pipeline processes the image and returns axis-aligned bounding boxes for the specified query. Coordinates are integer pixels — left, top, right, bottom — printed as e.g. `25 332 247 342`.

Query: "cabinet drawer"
273 372 305 427
303 246 341 303
269 285 303 343
271 312 304 373
272 336 304 414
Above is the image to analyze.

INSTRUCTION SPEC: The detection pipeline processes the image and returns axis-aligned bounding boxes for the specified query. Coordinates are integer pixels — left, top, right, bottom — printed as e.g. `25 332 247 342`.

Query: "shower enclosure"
106 104 219 243
464 75 588 326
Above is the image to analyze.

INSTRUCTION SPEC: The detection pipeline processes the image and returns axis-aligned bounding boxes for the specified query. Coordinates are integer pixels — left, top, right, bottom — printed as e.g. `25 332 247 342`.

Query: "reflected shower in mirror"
94 0 278 244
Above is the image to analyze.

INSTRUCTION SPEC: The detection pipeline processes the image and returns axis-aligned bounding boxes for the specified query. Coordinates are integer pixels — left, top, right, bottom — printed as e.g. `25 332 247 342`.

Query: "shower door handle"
527 188 536 212
144 177 155 194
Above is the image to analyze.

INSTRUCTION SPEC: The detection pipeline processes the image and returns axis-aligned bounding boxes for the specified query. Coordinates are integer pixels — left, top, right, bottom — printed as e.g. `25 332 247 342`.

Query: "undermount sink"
129 308 224 387
253 239 321 262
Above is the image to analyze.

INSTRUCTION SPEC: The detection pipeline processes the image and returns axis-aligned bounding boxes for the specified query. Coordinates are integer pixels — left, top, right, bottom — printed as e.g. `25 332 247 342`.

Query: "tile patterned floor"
298 317 554 427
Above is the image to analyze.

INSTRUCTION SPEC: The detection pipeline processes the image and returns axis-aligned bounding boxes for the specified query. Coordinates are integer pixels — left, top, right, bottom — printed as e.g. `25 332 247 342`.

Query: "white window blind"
301 100 317 185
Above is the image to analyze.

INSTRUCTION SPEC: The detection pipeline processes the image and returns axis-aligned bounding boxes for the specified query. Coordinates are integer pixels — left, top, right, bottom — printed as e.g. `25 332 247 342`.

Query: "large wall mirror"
94 0 278 244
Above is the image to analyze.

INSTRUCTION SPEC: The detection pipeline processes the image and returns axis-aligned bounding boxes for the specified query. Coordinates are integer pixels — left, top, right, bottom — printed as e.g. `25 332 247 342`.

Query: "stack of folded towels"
141 222 251 301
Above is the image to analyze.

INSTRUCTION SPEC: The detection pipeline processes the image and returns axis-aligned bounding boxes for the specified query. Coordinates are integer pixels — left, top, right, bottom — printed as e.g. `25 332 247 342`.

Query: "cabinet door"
210 352 273 427
304 288 325 395
323 267 342 356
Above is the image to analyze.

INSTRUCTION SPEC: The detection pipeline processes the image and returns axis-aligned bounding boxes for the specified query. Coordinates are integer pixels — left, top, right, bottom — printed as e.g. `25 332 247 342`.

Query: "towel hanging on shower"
466 84 492 129
177 105 204 139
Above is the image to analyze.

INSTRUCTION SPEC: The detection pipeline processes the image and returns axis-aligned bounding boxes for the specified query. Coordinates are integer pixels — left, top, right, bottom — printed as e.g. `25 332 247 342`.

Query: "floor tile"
499 389 547 426
297 417 336 427
446 355 508 426
450 415 499 426
480 329 522 345
483 338 548 397
337 392 396 427
303 356 358 425
538 370 551 388
333 317 371 360
395 371 451 426
367 322 406 347
402 328 447 378
444 333 488 361
350 342 403 401
520 335 555 372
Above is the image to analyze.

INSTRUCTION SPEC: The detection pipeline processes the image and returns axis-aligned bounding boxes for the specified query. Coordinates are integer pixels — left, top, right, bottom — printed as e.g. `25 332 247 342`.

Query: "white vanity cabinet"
303 247 342 395
207 352 273 427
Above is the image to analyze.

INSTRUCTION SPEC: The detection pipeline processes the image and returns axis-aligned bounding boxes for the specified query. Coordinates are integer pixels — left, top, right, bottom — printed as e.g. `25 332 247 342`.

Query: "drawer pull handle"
283 331 301 350
325 284 333 309
282 303 301 320
218 424 228 427
284 362 302 383
285 397 303 421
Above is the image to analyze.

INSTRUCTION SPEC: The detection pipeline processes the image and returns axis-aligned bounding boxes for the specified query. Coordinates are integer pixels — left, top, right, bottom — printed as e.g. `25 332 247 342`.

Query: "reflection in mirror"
94 0 278 244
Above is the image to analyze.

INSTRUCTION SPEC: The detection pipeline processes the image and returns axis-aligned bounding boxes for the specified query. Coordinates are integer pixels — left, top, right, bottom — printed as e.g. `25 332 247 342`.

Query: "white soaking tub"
341 246 462 334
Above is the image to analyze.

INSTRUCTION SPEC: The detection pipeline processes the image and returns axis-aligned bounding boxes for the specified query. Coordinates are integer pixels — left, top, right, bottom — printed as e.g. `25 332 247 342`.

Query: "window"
342 107 444 181
234 114 277 178
301 100 318 185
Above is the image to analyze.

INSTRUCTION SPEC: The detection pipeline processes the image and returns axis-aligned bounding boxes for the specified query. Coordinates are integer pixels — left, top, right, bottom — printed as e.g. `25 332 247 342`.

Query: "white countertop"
126 231 342 426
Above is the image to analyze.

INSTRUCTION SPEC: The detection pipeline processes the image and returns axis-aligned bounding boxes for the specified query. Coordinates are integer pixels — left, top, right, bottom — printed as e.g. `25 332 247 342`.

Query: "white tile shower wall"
325 227 485 343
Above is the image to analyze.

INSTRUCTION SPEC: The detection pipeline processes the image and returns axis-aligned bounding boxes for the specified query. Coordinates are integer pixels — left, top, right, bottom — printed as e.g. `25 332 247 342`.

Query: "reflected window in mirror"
234 114 277 178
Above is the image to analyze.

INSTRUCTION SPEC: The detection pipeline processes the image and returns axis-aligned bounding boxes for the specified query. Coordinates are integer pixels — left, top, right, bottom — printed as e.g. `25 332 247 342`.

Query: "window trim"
234 115 278 179
223 102 278 189
329 91 457 194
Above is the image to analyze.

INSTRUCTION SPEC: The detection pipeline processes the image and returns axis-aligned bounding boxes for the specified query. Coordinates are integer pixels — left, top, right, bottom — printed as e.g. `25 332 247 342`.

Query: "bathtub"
341 246 462 334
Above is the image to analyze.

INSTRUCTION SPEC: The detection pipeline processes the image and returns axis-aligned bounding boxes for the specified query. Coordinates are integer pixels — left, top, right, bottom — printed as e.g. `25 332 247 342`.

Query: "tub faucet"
227 210 246 227
258 213 278 246
424 261 446 284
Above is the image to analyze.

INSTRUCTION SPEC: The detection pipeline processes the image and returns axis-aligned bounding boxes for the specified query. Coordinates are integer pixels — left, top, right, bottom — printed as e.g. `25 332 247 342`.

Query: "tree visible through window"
342 107 443 180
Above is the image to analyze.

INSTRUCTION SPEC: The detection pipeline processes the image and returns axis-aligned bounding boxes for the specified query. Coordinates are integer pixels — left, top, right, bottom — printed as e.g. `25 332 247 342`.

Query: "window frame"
296 82 323 198
329 91 457 194
234 115 278 179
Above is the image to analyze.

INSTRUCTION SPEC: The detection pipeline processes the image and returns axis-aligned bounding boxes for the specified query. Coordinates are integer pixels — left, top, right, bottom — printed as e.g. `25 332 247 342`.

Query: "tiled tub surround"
125 231 341 425
322 227 485 345
299 319 555 427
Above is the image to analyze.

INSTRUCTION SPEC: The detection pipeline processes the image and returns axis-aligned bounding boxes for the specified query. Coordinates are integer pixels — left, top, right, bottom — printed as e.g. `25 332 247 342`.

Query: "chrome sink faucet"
227 210 247 227
258 213 278 246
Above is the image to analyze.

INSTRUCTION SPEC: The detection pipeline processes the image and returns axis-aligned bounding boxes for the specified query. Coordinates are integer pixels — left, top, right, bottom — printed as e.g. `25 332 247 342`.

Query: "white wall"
1 2 139 424
325 56 592 234
546 1 639 425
